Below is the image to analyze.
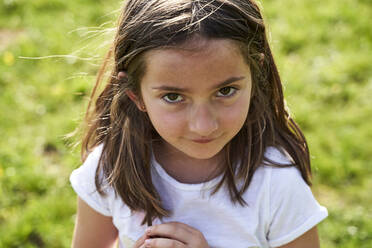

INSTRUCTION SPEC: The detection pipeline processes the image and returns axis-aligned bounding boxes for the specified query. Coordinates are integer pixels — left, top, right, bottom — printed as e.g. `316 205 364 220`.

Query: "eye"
162 93 184 103
216 86 237 97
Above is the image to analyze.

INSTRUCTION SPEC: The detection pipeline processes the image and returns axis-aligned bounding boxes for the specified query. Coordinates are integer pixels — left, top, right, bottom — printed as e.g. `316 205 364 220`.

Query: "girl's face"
135 39 252 162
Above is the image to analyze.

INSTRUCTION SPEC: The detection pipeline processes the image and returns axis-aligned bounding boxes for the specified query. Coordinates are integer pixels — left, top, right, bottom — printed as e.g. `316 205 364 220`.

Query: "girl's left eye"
216 87 237 97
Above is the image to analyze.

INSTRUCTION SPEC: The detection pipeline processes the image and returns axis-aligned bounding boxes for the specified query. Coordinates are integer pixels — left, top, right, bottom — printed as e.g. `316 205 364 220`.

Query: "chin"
184 148 224 160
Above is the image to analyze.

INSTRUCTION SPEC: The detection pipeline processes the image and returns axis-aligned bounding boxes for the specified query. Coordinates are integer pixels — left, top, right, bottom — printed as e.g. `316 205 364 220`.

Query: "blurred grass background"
0 0 371 247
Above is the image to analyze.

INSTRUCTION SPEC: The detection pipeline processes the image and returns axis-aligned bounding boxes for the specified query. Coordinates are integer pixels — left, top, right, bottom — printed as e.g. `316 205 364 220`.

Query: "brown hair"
80 0 311 226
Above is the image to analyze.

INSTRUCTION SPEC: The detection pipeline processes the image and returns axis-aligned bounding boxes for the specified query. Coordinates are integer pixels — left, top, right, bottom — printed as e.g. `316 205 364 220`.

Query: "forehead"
144 38 243 62
141 38 249 83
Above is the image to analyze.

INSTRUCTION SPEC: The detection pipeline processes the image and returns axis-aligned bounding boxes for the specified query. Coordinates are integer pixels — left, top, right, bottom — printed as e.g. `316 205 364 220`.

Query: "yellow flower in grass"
3 51 15 66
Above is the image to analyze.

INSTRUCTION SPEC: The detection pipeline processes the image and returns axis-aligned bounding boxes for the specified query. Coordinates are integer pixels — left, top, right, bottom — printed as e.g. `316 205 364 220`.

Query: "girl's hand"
136 221 209 248
133 232 150 248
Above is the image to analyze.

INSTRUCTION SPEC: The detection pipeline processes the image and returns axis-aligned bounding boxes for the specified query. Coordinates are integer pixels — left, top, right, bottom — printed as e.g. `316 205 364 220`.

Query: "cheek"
220 97 250 129
146 107 186 135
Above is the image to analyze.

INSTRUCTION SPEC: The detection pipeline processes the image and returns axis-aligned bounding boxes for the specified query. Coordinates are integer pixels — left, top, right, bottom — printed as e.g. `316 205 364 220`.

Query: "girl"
70 0 328 247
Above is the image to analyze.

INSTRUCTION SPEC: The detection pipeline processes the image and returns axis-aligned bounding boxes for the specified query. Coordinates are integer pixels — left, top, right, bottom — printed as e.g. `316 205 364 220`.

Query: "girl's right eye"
162 93 184 103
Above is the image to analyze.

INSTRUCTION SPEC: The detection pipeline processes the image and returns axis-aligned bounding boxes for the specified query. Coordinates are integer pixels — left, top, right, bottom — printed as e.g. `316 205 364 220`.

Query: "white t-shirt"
70 144 328 248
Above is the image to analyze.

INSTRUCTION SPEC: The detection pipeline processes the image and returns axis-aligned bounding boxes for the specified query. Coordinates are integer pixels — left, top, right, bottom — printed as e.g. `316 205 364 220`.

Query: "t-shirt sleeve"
267 166 328 247
69 144 112 216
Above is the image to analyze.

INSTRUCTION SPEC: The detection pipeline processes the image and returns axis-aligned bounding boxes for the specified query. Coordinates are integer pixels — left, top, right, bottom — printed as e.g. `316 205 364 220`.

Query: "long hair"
81 0 311 226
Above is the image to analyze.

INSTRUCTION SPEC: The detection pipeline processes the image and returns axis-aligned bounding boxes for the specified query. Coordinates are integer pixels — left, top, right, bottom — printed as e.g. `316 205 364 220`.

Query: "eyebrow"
151 76 246 92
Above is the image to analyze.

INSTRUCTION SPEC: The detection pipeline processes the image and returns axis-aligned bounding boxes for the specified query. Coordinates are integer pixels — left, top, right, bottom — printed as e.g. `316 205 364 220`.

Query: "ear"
117 71 127 80
259 53 265 66
125 90 146 112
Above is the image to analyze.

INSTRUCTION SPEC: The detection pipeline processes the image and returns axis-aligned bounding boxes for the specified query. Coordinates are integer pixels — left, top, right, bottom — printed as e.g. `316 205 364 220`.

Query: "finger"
146 222 193 244
133 233 150 248
145 237 185 248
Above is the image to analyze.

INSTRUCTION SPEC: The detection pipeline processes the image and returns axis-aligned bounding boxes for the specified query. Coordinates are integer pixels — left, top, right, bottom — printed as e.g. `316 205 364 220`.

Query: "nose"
188 103 218 137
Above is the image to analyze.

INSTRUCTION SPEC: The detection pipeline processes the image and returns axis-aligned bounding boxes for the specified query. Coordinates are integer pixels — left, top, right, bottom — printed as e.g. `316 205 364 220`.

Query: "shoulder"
258 146 307 192
69 144 114 216
70 143 107 187
243 147 299 203
249 146 308 205
262 149 328 247
252 146 297 180
74 144 103 174
70 144 106 186
81 144 105 171
263 146 294 166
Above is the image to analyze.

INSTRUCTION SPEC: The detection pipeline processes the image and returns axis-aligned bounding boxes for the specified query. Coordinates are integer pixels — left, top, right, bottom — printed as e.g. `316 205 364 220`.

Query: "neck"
153 141 224 184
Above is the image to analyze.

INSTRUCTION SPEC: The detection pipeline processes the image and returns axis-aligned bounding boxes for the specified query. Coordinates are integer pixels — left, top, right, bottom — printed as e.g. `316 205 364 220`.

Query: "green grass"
0 0 371 247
